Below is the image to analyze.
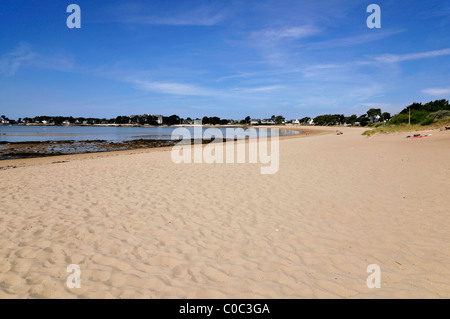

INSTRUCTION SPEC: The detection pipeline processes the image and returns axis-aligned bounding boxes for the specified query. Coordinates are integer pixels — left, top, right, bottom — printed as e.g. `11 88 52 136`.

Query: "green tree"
345 114 357 125
53 117 65 125
163 115 180 125
357 115 370 126
299 117 311 124
366 108 381 122
202 116 210 125
313 114 343 126
210 117 221 125
115 116 130 124
138 116 147 125
381 112 391 121
274 115 285 124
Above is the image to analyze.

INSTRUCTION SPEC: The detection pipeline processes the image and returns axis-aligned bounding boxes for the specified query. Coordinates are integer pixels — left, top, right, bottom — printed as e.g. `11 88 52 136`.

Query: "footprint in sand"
15 248 37 259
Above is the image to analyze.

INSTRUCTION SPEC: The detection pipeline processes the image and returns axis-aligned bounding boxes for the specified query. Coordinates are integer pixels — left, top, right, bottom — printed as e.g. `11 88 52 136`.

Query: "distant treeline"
390 99 450 125
305 108 392 126
1 99 448 127
308 99 449 126
0 115 182 126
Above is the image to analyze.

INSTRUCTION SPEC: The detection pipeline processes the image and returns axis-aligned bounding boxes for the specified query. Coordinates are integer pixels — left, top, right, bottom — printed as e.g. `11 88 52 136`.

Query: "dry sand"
0 126 449 298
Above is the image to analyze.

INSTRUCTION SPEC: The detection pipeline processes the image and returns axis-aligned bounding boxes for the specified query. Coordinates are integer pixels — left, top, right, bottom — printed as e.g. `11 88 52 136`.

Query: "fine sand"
0 126 449 298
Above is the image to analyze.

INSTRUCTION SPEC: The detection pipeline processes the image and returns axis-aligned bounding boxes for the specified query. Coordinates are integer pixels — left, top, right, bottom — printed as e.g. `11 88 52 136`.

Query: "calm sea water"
0 126 299 143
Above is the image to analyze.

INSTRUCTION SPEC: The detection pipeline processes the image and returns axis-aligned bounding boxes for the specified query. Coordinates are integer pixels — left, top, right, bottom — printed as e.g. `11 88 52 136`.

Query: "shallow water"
0 126 300 160
0 125 299 143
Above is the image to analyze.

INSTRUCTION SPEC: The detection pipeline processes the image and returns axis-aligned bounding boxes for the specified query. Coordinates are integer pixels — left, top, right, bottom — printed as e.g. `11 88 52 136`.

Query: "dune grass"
363 118 450 136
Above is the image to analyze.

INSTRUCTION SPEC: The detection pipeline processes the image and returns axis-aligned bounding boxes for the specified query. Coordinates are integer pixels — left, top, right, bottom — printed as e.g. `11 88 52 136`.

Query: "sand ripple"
0 127 449 298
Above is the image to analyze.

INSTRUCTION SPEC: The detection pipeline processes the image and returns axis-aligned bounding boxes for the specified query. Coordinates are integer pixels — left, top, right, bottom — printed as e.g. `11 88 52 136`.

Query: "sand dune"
0 126 449 298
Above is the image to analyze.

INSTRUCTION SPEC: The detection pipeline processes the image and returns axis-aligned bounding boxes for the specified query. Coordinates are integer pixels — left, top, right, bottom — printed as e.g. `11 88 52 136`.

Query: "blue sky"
0 0 449 120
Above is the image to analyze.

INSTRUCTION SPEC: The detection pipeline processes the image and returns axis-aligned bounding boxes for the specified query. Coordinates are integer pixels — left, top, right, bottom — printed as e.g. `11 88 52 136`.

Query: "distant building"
369 114 381 123
261 119 275 125
130 114 164 125
250 119 260 125
182 119 194 125
155 115 163 125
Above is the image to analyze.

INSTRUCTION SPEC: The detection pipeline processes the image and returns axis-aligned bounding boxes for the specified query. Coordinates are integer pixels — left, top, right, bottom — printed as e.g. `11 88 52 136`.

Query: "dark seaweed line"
0 138 225 161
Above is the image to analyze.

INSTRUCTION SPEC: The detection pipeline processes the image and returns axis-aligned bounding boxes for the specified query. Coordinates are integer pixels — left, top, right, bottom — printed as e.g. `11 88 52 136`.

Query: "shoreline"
1 125 442 170
0 125 333 163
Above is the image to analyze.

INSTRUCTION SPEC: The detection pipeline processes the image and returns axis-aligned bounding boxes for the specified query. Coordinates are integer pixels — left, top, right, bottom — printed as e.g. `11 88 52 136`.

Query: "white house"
250 119 260 125
307 118 314 125
182 119 194 125
369 114 381 123
261 119 275 125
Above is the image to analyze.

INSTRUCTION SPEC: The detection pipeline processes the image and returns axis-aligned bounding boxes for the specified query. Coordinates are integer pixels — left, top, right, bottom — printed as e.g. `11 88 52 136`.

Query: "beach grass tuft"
362 117 450 136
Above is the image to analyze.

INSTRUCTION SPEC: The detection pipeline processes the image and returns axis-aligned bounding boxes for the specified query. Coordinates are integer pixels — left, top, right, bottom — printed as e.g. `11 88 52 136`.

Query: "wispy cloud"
251 25 320 43
304 30 405 50
0 42 76 77
421 88 450 96
0 42 34 76
300 47 450 78
246 25 321 68
117 5 225 26
260 25 320 40
374 48 450 63
233 85 284 93
347 85 385 102
130 78 284 97
131 79 216 96
31 53 75 72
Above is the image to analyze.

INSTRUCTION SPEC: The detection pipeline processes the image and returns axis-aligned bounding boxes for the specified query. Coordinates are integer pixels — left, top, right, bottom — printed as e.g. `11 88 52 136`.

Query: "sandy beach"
0 126 449 298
